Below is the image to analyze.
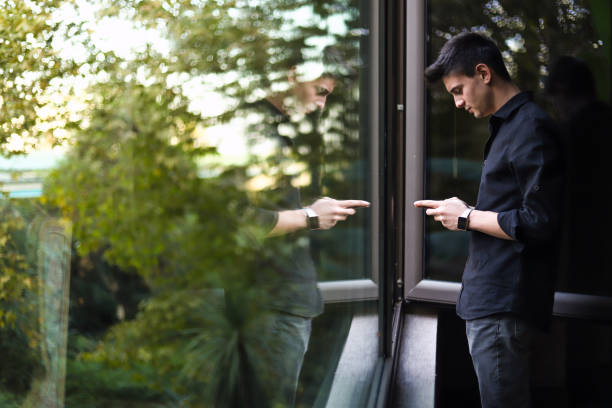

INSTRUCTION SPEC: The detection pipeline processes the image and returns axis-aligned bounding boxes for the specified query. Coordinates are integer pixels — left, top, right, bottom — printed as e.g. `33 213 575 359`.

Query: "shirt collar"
491 91 533 121
484 91 532 159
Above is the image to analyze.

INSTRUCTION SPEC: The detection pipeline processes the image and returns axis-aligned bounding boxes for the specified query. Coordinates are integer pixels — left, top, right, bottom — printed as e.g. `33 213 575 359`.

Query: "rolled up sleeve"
255 208 279 232
497 118 563 244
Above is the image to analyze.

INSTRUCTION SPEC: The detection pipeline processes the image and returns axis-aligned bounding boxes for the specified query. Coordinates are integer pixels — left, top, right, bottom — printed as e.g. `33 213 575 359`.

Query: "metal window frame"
318 279 378 303
403 0 426 301
317 0 384 306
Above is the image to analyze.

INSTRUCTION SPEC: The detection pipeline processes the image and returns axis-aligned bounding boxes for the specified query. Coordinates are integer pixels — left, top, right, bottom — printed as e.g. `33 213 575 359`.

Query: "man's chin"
472 110 484 118
302 104 319 114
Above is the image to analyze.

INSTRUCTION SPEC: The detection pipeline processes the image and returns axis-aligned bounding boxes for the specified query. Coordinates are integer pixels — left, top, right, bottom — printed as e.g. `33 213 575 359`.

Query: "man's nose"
454 96 464 109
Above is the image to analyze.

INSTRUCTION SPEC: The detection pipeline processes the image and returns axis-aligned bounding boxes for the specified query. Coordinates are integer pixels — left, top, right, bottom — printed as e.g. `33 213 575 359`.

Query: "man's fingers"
336 200 370 208
336 208 356 216
425 208 440 216
414 200 441 208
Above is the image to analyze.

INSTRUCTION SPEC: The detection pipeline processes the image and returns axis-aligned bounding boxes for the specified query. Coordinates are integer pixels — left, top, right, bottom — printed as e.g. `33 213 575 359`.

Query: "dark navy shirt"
456 92 564 329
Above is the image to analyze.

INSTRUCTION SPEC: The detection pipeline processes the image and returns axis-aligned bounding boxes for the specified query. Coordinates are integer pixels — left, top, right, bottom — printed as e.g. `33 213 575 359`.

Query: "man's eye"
316 87 330 96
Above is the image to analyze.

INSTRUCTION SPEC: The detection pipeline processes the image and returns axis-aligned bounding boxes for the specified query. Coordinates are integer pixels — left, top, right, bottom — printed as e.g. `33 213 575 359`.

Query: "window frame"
317 0 382 305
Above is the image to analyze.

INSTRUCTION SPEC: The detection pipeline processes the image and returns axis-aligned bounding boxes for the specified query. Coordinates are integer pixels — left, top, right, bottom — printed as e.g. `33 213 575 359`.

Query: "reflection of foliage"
103 0 363 101
64 357 175 407
0 200 44 403
77 289 272 407
44 54 280 405
3 0 371 404
68 249 151 336
0 200 41 335
0 0 82 151
101 0 369 219
42 64 283 296
0 4 85 389
46 74 205 276
39 0 371 405
0 201 29 327
0 326 41 397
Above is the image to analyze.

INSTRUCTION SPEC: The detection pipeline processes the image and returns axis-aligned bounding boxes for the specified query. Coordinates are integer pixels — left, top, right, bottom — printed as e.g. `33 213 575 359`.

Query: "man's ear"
475 63 492 84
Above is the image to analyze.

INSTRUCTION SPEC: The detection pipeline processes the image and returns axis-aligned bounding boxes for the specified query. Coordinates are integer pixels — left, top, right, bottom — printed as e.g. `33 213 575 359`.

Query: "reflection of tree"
25 0 373 405
0 0 83 151
1 1 85 396
426 0 610 280
0 200 43 400
43 61 277 404
96 0 371 285
0 3 87 398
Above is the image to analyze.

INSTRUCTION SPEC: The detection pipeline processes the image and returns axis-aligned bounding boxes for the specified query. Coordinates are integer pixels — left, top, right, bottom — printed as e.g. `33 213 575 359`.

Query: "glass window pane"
425 0 612 296
0 0 380 406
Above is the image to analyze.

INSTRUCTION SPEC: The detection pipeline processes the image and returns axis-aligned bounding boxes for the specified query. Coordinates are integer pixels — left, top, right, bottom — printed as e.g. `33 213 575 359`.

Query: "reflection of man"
242 62 369 407
414 33 563 408
264 68 369 235
544 56 612 295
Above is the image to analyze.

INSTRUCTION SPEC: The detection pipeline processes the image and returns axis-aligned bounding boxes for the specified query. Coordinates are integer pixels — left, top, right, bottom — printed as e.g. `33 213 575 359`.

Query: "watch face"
307 215 320 230
304 207 320 230
457 216 467 230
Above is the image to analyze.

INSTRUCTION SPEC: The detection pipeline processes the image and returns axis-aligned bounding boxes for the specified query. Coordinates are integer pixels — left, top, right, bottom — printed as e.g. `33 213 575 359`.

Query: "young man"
414 33 563 408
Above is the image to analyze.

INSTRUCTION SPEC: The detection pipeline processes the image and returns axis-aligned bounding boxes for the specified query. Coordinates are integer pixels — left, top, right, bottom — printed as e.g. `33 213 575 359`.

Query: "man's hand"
414 197 513 240
310 197 371 230
414 197 468 231
270 197 370 236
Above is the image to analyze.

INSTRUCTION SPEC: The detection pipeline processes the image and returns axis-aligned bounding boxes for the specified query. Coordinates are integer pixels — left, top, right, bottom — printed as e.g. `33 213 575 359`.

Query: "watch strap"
458 207 473 231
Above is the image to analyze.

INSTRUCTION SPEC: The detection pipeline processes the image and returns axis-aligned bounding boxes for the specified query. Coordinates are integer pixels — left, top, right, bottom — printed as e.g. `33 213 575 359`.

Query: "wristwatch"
457 207 473 231
304 207 320 230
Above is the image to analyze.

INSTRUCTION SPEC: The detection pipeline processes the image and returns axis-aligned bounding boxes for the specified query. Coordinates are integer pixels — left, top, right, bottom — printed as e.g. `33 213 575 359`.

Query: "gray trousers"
259 312 312 408
466 314 533 408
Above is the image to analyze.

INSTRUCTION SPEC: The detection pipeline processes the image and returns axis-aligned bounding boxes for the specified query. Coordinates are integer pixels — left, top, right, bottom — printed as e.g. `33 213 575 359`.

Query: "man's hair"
424 32 511 84
293 45 357 83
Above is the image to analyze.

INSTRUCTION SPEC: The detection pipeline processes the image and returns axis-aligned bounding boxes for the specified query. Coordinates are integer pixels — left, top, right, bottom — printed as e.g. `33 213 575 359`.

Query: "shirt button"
533 185 540 191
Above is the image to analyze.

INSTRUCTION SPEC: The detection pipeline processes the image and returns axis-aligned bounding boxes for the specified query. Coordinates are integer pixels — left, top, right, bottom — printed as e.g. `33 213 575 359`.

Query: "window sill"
318 279 378 303
406 279 612 321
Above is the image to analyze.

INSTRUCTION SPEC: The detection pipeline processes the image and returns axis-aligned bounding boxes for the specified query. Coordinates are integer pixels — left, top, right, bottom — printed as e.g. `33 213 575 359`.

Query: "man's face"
442 70 494 118
292 76 335 113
